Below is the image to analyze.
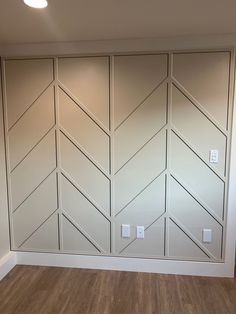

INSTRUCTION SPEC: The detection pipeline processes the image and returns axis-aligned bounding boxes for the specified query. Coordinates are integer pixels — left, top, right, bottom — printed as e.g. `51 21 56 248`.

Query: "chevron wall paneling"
2 51 233 262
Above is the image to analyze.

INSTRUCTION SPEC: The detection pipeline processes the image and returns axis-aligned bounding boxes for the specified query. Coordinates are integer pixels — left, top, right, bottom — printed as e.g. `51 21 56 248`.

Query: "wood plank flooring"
0 265 236 314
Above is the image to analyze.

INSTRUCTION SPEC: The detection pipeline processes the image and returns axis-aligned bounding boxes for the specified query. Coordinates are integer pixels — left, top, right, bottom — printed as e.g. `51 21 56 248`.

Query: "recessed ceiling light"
23 0 48 9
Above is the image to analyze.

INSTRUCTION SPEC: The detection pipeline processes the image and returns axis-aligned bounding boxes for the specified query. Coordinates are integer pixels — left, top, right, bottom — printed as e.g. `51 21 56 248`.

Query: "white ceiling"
0 0 236 44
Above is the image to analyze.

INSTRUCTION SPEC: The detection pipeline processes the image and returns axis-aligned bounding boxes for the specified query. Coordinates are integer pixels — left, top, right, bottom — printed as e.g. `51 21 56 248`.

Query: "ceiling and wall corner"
1 0 236 44
0 0 236 55
1 35 236 57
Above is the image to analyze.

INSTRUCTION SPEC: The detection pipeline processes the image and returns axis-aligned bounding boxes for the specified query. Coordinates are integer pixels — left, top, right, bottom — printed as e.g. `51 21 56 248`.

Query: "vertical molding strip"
164 52 173 257
222 49 236 259
110 55 115 254
54 57 63 250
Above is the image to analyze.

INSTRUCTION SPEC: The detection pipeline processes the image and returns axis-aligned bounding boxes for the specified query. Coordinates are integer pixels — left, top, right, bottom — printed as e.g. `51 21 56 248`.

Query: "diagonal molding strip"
60 127 111 178
18 210 58 249
115 77 168 131
62 212 103 253
170 173 224 225
171 128 226 182
12 168 57 214
172 79 228 136
119 212 166 254
8 81 55 132
60 131 111 180
10 125 56 174
169 216 216 260
58 83 110 135
61 171 111 222
115 125 167 175
115 170 167 217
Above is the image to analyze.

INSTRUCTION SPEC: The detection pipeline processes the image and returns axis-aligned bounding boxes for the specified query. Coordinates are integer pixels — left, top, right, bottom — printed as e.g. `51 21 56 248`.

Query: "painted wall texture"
0 63 10 259
1 51 233 262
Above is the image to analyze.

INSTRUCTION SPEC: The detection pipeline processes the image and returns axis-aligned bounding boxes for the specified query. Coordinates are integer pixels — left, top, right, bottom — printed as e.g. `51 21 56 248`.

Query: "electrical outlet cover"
121 224 130 238
136 226 145 239
202 228 212 243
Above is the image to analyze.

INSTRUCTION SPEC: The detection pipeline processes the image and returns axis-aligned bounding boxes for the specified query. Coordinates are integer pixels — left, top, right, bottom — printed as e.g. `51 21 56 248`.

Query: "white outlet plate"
136 226 145 239
121 224 130 238
202 228 212 243
209 149 219 163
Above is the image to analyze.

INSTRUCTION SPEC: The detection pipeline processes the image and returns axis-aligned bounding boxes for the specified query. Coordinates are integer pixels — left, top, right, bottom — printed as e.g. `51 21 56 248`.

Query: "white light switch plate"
202 228 212 243
121 224 130 238
136 226 145 239
209 149 219 163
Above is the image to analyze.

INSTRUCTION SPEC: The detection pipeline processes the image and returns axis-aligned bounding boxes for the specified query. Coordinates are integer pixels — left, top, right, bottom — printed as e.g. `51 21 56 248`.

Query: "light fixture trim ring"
23 0 48 9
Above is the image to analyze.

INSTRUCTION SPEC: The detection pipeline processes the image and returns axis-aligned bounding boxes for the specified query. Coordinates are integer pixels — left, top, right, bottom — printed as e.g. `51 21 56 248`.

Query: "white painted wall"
0 38 235 278
0 63 10 259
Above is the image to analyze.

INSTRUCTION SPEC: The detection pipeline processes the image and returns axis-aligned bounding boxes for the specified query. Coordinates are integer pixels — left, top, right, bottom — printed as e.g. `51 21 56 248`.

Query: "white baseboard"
16 252 235 278
0 251 234 280
0 252 17 281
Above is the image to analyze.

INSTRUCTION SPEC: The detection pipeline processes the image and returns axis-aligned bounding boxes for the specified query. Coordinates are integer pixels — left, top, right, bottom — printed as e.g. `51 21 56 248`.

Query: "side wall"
0 62 10 258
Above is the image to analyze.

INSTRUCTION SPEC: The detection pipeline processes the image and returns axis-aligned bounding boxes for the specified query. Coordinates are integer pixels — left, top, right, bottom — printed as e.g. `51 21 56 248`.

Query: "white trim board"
0 252 17 281
14 251 235 278
0 250 234 281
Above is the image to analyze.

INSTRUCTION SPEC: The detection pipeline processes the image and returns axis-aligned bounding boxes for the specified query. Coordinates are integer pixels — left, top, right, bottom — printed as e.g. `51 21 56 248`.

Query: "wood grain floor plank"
0 266 236 314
